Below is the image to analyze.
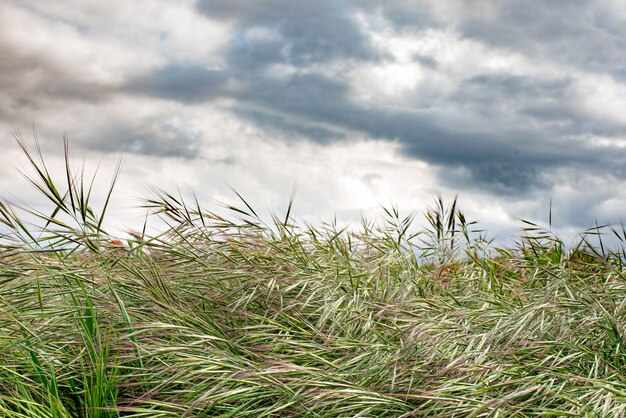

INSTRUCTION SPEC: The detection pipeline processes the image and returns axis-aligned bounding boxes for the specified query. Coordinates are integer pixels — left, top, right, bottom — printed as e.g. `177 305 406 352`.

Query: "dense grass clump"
2 140 626 417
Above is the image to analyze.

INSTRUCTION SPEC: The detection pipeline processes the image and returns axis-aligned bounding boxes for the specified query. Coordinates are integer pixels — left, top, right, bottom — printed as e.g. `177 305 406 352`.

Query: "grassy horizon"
2 139 626 417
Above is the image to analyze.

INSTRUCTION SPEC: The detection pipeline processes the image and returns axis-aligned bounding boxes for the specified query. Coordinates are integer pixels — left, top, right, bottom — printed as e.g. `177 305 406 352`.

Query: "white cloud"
574 74 626 125
3 0 232 79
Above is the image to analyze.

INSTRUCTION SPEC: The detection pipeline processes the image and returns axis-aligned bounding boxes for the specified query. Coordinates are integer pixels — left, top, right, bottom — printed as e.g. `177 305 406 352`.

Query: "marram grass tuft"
2 139 626 417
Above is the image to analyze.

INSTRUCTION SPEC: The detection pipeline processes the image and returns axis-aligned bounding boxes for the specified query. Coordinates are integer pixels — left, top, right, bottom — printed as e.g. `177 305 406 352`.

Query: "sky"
2 0 626 245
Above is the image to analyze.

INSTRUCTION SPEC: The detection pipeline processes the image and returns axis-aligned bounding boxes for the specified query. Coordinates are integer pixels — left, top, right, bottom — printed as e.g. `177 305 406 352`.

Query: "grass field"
2 140 626 417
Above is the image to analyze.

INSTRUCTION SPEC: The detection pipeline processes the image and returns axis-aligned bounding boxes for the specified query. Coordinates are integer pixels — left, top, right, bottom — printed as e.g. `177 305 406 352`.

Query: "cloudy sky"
2 0 626 244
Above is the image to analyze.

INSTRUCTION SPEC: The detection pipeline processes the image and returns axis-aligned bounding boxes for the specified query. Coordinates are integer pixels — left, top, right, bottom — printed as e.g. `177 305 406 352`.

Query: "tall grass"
2 138 626 417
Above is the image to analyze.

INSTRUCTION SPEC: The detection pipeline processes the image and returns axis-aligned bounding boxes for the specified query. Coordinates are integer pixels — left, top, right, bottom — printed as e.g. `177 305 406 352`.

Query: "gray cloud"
527 167 625 231
233 109 345 143
413 53 439 69
461 1 626 74
373 0 626 75
128 66 231 104
453 74 573 105
81 122 202 159
234 74 625 194
362 0 444 30
125 62 626 193
197 0 382 67
0 40 112 121
439 163 545 195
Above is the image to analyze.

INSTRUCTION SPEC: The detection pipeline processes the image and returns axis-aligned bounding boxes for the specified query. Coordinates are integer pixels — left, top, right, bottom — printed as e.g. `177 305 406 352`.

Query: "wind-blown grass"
2 139 626 417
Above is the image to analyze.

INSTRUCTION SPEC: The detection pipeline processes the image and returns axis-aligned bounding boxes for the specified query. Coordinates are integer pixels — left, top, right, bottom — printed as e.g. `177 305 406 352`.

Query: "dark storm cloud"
465 71 626 140
126 61 626 193
439 163 545 195
445 74 626 138
455 74 573 104
232 73 626 194
128 66 231 104
196 0 381 67
233 109 345 143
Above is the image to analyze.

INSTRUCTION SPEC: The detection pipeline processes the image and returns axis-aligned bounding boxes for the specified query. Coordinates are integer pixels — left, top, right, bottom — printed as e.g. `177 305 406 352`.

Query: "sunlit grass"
2 137 626 416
